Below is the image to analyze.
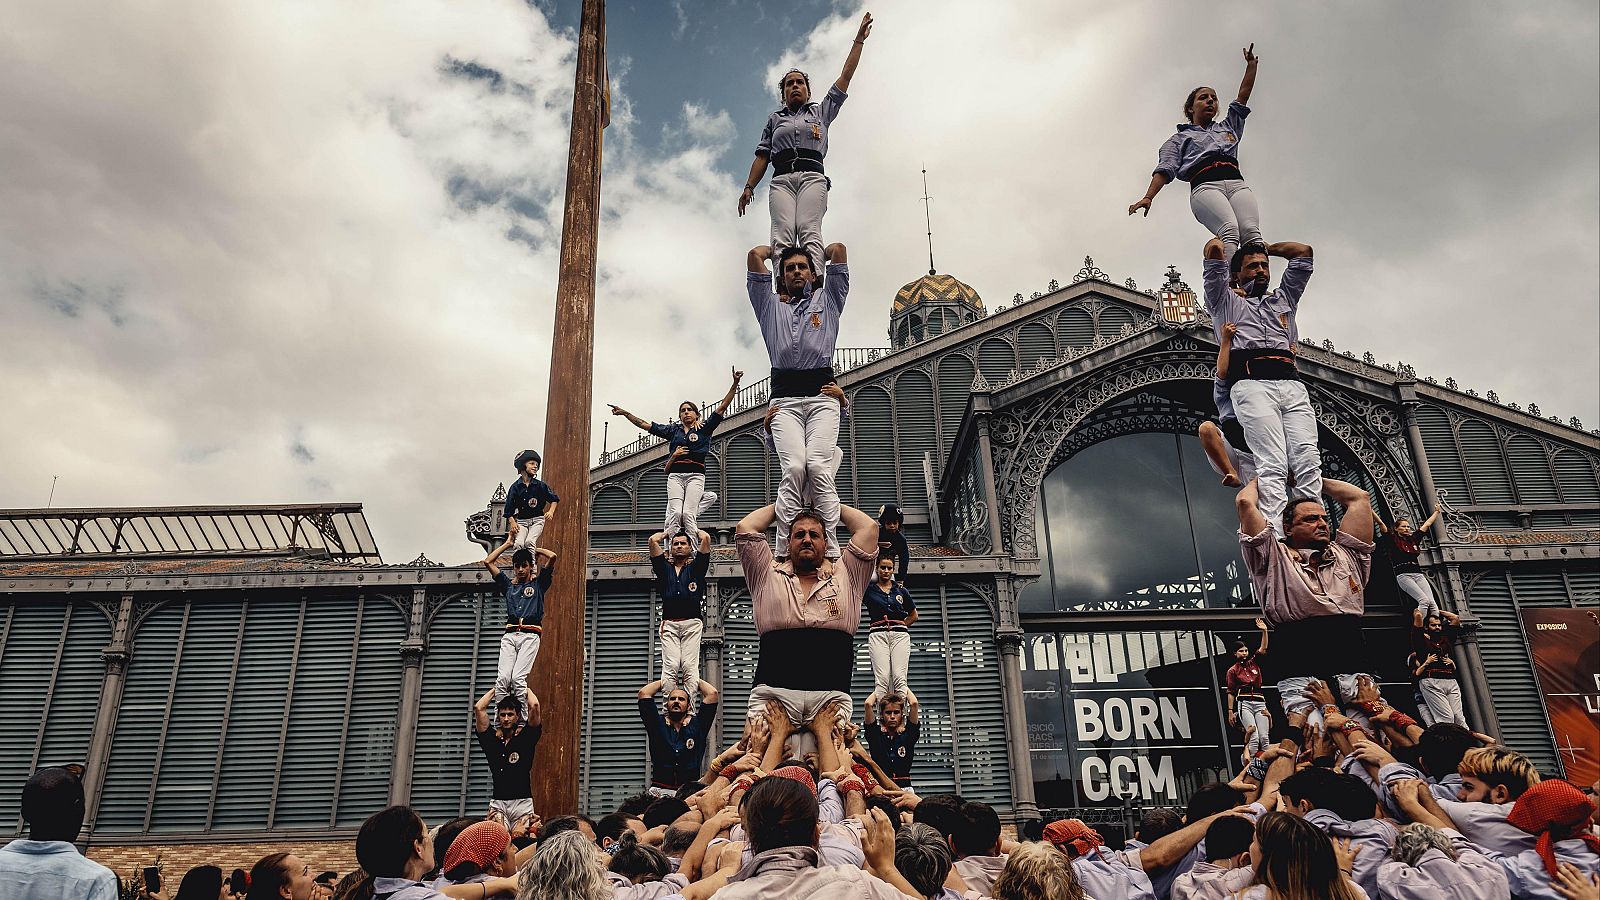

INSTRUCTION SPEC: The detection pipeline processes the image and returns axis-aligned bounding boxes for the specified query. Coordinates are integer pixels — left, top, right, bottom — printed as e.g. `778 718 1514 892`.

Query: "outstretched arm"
609 404 653 432
1236 44 1259 105
713 367 744 417
1324 479 1373 542
835 13 872 92
1236 479 1267 536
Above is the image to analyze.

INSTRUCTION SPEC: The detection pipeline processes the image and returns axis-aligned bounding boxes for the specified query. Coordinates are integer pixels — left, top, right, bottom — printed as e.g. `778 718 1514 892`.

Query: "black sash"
754 629 854 693
1226 348 1299 385
771 367 837 398
772 147 825 176
1187 151 1244 186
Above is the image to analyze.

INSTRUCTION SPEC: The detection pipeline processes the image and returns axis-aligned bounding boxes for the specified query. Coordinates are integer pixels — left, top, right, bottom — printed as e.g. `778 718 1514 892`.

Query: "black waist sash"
772 147 825 176
771 367 837 398
1187 151 1244 186
754 629 854 693
1226 348 1299 385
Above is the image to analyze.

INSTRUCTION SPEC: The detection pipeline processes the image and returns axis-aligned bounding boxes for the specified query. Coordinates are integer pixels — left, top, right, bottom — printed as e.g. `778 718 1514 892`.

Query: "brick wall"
87 840 356 884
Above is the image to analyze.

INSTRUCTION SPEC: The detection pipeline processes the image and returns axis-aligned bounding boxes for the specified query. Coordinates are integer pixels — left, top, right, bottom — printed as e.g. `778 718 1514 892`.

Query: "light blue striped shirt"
1155 101 1251 181
1201 257 1313 352
746 264 850 370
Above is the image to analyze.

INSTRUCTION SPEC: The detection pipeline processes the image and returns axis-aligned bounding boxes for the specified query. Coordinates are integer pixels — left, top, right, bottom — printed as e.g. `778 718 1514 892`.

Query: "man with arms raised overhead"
735 499 880 758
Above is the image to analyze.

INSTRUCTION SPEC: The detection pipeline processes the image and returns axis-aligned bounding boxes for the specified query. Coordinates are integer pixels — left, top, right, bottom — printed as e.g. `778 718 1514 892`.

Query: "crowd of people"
4 17 1597 900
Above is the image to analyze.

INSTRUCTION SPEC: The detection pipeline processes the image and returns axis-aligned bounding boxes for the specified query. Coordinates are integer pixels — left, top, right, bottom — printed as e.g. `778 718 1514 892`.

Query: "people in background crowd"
0 765 119 900
246 852 329 900
171 865 225 900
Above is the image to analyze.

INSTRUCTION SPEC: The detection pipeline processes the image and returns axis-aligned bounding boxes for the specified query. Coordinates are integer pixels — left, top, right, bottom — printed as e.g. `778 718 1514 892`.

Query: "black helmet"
513 449 541 472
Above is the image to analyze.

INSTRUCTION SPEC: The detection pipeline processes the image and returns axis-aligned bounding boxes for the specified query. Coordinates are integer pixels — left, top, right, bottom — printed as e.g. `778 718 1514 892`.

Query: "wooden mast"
533 0 606 817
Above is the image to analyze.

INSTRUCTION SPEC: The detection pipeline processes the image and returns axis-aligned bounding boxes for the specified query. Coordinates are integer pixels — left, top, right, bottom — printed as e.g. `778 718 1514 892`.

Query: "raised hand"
1255 616 1268 631
857 806 897 872
608 404 625 416
1331 836 1360 875
1242 43 1258 66
1222 322 1238 341
855 12 873 43
731 366 744 384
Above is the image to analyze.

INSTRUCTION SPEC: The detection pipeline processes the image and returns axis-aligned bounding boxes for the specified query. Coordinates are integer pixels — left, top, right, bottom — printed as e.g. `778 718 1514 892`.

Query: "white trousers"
1277 673 1384 734
868 630 911 699
1396 573 1440 619
1419 677 1468 728
769 171 829 279
1237 697 1272 761
664 474 718 539
771 395 842 559
660 617 704 695
745 684 853 760
1231 379 1322 536
511 515 546 551
1190 178 1262 258
488 797 535 825
494 631 541 720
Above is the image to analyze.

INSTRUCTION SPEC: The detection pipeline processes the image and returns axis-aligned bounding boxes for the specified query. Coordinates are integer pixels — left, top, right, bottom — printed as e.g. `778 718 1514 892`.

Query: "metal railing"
597 346 892 465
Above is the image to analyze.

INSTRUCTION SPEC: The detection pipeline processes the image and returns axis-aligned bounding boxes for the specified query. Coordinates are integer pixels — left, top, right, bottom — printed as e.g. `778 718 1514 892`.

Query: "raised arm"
1236 44 1259 106
639 679 665 700
474 687 494 733
1371 512 1389 536
863 692 878 725
1267 240 1313 259
481 541 507 579
1140 810 1228 872
525 682 542 727
1255 616 1270 656
714 367 744 417
747 245 772 274
1217 322 1237 379
1324 479 1373 542
835 13 872 93
737 503 778 535
1236 479 1268 537
649 531 666 557
1418 503 1442 533
609 404 653 432
697 529 711 555
839 503 880 558
696 678 720 705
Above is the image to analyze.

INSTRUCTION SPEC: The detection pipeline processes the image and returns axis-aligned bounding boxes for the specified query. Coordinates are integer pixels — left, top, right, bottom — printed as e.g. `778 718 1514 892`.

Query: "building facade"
2 258 1597 858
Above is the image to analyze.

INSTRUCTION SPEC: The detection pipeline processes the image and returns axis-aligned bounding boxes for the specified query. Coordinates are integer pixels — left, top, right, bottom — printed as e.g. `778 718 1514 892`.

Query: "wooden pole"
533 0 605 818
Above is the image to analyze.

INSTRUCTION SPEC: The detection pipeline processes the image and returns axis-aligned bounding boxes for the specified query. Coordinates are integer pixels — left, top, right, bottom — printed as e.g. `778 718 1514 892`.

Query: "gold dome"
893 272 983 313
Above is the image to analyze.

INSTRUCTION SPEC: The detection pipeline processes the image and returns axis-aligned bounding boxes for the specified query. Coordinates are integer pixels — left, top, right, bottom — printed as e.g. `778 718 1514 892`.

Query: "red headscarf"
1042 818 1104 858
443 820 512 875
769 765 818 796
1506 778 1600 876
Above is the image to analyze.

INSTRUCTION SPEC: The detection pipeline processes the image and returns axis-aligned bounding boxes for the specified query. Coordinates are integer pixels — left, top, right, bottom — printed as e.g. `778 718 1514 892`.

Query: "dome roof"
894 272 983 313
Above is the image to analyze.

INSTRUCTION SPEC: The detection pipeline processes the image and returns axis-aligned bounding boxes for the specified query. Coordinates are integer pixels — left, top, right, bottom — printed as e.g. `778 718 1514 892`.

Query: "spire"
921 167 936 276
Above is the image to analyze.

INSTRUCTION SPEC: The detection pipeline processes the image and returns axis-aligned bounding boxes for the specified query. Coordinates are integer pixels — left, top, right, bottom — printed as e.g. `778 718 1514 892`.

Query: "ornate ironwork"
1436 489 1482 544
1528 403 1540 416
490 483 507 504
951 455 993 556
1072 256 1108 283
406 553 443 568
1125 277 1138 290
1486 390 1499 403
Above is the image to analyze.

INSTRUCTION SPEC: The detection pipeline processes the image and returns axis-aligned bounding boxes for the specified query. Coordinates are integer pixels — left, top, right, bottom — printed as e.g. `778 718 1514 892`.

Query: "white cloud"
2 0 1595 563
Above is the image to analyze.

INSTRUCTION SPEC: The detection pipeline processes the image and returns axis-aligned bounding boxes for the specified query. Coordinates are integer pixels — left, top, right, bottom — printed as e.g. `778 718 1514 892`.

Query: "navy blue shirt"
647 411 724 475
494 562 554 625
863 580 916 624
864 720 919 782
638 698 719 787
877 529 910 584
652 552 710 620
504 477 560 521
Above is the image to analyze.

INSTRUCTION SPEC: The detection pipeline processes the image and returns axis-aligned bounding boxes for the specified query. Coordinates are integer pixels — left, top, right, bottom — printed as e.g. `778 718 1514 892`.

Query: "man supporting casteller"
735 499 880 758
479 543 557 720
746 241 850 561
637 677 720 798
1203 237 1317 536
1236 474 1392 747
505 450 560 551
648 529 712 696
473 674 542 829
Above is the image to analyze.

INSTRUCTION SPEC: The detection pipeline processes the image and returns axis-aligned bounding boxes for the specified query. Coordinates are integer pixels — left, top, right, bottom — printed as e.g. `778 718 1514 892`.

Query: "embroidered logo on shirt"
811 122 822 140
810 313 821 328
523 586 535 598
896 747 907 758
688 582 698 592
688 432 700 442
508 752 521 764
685 738 696 750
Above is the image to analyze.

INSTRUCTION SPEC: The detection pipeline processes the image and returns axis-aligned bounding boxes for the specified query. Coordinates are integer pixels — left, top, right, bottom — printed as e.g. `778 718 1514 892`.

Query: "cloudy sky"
3 0 1596 563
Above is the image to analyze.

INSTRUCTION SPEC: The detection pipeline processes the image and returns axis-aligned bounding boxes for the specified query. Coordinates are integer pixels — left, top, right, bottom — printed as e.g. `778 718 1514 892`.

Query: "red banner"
1520 607 1600 786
